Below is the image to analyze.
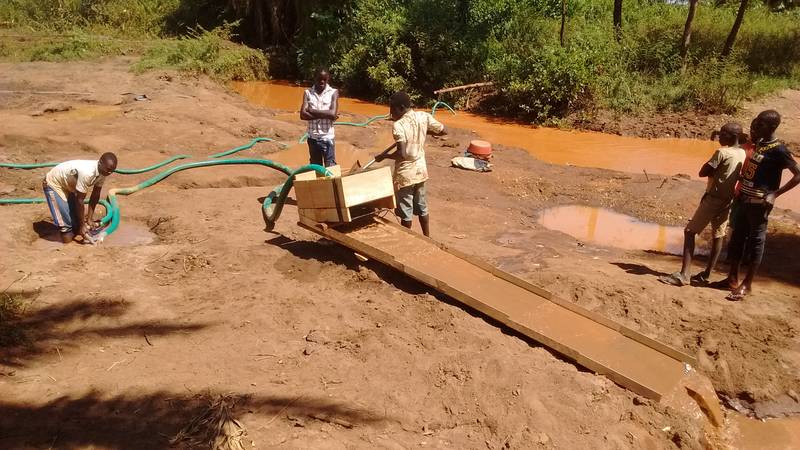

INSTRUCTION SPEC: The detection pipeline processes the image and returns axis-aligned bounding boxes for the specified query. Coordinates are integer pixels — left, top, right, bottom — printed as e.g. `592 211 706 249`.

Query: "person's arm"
307 90 339 121
86 184 102 228
300 92 315 121
767 163 800 205
427 114 447 136
698 163 715 178
699 149 723 177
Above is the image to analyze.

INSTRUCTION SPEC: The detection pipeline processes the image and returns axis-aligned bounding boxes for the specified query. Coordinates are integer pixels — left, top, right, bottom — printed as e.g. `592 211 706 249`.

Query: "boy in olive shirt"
660 123 746 286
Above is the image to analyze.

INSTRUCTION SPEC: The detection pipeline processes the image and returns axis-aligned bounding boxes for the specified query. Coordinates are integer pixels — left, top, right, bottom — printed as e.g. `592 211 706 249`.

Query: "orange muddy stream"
233 81 799 212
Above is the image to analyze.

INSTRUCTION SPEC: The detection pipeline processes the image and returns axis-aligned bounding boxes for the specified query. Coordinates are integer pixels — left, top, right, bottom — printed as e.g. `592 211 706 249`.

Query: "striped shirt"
304 85 337 140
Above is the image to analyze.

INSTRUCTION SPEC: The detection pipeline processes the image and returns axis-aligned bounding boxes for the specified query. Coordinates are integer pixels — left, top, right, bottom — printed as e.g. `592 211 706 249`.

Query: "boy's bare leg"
420 214 430 237
401 220 412 229
678 230 696 280
699 236 724 279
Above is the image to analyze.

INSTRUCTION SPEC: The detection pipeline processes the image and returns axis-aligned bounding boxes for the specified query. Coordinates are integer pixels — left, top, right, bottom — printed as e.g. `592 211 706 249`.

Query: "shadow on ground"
0 390 387 449
0 293 210 367
613 231 800 288
265 235 587 370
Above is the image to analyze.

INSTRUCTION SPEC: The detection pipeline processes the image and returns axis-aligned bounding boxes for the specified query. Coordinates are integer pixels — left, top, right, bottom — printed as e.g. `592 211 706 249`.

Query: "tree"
722 0 748 58
613 0 623 41
680 0 699 71
560 0 567 46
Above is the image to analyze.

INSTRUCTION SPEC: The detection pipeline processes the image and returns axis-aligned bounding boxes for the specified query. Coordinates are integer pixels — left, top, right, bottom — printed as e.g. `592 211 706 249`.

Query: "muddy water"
730 416 800 450
232 81 799 212
537 205 701 254
33 222 155 249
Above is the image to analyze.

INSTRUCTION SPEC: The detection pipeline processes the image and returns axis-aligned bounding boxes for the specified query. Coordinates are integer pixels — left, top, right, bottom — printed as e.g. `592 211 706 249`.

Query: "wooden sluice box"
294 165 396 224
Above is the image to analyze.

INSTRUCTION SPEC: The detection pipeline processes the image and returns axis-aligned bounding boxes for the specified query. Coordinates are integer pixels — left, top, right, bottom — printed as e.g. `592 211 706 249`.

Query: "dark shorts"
395 182 428 222
727 198 772 265
44 184 79 233
307 137 336 167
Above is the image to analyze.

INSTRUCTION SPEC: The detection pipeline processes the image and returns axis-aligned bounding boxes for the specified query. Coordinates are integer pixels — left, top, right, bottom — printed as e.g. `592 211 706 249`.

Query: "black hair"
314 67 330 77
756 109 781 132
389 91 411 110
718 122 742 145
100 152 118 169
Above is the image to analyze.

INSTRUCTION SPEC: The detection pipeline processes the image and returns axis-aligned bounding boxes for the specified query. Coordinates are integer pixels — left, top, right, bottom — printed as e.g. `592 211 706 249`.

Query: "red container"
467 140 492 158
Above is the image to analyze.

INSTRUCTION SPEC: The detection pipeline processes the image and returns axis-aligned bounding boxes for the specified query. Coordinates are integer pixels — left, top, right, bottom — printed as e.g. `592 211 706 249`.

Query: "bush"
133 25 268 81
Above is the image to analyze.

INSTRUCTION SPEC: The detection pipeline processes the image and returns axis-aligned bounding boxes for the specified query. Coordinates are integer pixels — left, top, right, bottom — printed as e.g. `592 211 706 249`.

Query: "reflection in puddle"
537 205 698 254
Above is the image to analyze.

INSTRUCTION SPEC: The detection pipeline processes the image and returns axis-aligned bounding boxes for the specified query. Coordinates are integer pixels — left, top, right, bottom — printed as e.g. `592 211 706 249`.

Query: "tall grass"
133 26 268 81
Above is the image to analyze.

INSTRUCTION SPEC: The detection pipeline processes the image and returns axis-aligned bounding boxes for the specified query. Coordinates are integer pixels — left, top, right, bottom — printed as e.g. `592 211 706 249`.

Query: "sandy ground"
1 59 799 449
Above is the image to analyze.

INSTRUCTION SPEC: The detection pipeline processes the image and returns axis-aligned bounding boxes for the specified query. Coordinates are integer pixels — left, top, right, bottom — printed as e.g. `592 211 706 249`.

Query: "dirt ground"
1 59 799 449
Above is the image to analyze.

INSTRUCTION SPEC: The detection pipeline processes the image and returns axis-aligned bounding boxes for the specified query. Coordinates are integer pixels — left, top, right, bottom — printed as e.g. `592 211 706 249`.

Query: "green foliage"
26 32 128 61
2 0 799 121
133 25 268 81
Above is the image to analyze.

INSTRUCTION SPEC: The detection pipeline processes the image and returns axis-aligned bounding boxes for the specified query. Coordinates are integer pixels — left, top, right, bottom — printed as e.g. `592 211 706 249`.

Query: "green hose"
298 113 392 144
208 137 276 159
262 163 329 231
103 159 329 238
0 197 114 225
431 101 456 116
0 155 191 174
115 155 191 174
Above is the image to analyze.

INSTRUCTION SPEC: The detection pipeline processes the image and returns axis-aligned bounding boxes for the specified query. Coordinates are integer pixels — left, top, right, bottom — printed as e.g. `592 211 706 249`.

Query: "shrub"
133 25 268 81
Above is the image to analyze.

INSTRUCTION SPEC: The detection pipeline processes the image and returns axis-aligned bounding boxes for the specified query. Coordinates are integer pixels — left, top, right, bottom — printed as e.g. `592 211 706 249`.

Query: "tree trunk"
680 0 699 71
722 0 748 58
613 0 623 41
267 0 282 46
253 0 265 49
560 0 567 47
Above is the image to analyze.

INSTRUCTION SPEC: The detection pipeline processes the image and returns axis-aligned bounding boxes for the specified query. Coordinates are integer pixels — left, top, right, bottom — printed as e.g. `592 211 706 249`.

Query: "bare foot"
726 284 750 301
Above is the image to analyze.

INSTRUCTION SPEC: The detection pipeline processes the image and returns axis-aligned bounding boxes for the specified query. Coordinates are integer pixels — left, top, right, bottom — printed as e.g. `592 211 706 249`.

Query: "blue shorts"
307 137 336 167
44 185 78 233
395 182 428 222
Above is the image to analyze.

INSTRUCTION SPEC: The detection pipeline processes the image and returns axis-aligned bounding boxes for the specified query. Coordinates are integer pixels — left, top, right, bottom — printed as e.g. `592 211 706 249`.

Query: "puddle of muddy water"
730 416 800 450
231 81 800 212
52 105 120 121
33 222 155 249
537 205 701 254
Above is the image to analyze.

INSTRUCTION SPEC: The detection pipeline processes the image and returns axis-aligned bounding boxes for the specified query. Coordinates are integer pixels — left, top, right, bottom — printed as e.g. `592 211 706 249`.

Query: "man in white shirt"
43 153 117 243
300 68 339 167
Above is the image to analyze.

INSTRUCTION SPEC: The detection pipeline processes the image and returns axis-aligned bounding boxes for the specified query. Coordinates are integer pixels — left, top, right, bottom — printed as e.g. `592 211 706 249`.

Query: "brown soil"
1 59 799 449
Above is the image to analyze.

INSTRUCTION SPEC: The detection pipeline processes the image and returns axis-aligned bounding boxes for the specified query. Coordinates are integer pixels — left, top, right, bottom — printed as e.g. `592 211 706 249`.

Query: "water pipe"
0 197 113 225
208 137 286 159
0 155 192 174
431 101 456 116
100 158 330 239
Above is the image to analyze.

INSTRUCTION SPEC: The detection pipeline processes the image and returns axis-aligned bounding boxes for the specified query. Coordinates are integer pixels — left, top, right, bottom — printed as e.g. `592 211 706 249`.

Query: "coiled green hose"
102 159 329 238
